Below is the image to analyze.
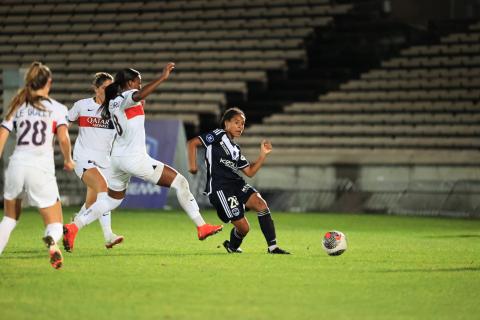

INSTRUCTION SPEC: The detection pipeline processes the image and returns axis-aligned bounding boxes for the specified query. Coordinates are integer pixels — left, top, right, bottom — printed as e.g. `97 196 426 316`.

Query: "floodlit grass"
0 209 479 320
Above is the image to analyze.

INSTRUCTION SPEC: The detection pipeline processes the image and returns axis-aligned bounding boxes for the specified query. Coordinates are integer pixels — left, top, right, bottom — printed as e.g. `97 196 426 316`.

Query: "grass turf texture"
0 209 479 320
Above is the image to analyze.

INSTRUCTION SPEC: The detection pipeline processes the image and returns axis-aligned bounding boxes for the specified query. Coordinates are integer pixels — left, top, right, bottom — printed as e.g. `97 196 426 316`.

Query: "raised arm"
56 125 75 171
132 62 175 102
241 139 272 178
0 127 10 158
187 137 203 174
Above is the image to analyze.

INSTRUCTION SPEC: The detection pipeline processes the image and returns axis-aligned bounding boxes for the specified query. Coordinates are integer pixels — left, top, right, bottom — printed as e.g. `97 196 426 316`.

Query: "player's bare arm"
57 125 75 171
0 127 10 158
132 62 175 102
187 137 203 174
241 139 272 178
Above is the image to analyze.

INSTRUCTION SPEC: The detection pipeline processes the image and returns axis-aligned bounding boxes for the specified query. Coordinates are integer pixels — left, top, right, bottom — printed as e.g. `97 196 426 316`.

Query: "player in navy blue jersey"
187 107 290 254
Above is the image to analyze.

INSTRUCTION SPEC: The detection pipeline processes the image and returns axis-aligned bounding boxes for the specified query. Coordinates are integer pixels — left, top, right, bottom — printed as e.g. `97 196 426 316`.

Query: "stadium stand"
239 20 480 167
1 0 479 215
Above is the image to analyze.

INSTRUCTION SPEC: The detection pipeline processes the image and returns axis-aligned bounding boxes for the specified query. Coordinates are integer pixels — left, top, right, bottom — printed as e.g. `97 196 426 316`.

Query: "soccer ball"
322 231 347 256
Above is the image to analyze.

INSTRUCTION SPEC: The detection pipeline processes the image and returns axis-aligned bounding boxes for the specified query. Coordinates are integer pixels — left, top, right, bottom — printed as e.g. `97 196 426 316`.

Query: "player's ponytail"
5 61 52 120
101 82 121 120
220 107 245 129
101 68 140 120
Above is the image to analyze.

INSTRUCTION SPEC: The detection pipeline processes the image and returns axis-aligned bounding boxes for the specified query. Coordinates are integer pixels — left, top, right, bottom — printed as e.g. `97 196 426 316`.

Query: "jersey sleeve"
1 118 14 132
120 89 140 110
67 101 80 122
198 130 222 147
55 104 69 131
237 150 249 169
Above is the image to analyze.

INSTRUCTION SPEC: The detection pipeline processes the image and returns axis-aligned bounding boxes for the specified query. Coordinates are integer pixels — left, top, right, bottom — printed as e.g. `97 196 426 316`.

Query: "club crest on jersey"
206 134 214 143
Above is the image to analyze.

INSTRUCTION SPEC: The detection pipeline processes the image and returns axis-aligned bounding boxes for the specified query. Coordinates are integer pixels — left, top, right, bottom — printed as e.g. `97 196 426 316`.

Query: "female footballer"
0 61 75 269
62 62 223 252
68 72 123 249
187 107 290 254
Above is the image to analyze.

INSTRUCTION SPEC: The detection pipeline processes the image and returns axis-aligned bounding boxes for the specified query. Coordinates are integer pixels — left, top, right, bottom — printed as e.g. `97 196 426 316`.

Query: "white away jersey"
108 89 146 156
1 98 68 172
68 97 115 168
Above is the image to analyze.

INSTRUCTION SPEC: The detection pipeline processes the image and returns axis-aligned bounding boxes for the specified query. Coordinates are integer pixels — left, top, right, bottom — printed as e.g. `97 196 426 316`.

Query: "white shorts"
109 153 165 191
73 158 112 183
4 163 59 208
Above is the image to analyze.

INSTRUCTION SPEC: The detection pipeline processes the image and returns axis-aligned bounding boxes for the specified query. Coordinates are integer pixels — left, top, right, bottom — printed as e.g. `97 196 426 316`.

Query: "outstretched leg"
64 190 124 252
158 164 223 240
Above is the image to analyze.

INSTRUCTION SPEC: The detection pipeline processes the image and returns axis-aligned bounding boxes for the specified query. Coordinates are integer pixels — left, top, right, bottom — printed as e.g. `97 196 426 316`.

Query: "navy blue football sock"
229 228 244 250
257 209 277 247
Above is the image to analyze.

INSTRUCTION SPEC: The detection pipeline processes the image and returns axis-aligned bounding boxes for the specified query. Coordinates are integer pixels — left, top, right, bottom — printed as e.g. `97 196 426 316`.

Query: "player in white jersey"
0 62 75 269
63 63 223 251
68 72 123 250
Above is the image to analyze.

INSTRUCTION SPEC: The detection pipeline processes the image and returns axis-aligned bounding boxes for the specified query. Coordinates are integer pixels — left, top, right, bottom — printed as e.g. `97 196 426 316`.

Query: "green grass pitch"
0 209 479 320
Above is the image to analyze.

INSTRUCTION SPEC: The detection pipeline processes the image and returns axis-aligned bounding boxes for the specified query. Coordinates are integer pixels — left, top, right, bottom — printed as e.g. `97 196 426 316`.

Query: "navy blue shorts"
209 183 257 223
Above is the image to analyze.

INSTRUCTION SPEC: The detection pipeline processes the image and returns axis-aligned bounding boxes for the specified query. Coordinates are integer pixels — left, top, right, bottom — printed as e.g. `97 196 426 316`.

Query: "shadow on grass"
377 266 480 273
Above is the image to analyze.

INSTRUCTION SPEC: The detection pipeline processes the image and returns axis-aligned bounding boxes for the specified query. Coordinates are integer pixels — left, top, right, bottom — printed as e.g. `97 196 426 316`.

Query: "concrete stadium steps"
320 89 480 102
284 101 479 113
237 135 480 149
340 77 480 90
238 147 480 165
400 43 480 56
361 67 480 80
0 0 349 133
381 55 480 68
0 28 315 41
0 3 349 22
264 112 480 125
245 124 480 137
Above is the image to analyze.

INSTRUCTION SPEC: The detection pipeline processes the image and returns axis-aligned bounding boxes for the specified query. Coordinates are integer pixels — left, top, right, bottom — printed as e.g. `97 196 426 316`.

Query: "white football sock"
74 192 122 229
44 223 63 243
98 211 113 241
0 216 17 255
170 174 205 227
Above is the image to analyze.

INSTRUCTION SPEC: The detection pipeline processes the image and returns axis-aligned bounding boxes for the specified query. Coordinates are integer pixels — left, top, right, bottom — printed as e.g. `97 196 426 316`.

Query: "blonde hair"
5 61 52 120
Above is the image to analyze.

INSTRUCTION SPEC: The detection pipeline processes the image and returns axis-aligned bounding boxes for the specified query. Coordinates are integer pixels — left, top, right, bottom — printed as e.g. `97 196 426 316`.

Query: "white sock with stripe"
98 211 114 241
170 174 205 227
74 192 122 229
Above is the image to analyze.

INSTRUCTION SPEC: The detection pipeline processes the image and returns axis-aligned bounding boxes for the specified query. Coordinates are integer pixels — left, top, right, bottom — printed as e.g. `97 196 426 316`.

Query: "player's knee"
253 201 269 213
172 174 190 192
236 221 250 236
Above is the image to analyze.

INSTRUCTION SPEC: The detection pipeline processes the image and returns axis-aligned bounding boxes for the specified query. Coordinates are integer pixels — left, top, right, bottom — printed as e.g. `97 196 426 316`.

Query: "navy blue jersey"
198 128 250 195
